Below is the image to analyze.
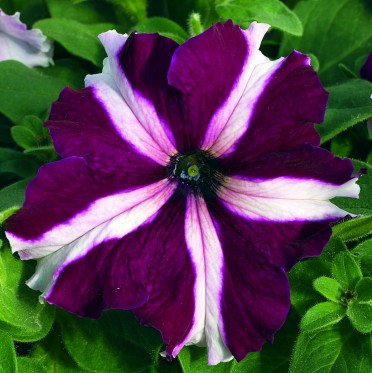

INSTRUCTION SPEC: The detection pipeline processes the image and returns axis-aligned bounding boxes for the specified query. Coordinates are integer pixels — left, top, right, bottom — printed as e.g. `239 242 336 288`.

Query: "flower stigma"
166 150 224 198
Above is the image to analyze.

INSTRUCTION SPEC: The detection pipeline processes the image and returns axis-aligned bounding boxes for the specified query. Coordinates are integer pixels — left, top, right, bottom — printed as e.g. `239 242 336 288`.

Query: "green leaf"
134 17 189 44
347 303 372 334
0 179 30 224
332 252 362 290
0 61 67 124
11 126 38 149
0 148 40 179
355 278 372 303
316 79 372 144
313 277 343 303
353 239 372 277
290 321 372 373
280 0 372 85
34 18 106 67
31 325 87 372
16 357 48 373
108 0 147 25
300 302 346 332
46 0 120 25
36 59 88 90
0 330 16 373
215 0 303 36
188 12 204 36
333 160 372 216
178 346 232 373
59 312 154 372
333 216 372 242
0 246 55 342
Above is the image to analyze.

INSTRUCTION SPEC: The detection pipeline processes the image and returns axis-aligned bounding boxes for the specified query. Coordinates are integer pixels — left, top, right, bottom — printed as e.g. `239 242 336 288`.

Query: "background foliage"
0 0 371 372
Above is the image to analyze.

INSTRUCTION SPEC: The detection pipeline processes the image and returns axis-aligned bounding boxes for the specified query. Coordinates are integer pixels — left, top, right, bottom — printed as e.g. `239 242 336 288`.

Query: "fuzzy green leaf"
355 278 372 303
347 303 372 334
290 321 372 372
11 126 38 149
300 302 346 332
332 251 363 290
16 357 48 373
333 216 372 243
0 330 16 373
215 0 303 36
353 240 372 277
316 79 372 144
313 277 343 303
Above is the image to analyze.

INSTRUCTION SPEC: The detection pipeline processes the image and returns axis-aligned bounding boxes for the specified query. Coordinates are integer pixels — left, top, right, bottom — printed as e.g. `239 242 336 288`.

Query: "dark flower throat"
166 150 224 198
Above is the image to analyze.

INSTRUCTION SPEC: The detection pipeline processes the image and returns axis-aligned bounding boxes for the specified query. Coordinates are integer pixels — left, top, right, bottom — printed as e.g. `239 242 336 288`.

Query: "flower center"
166 150 224 197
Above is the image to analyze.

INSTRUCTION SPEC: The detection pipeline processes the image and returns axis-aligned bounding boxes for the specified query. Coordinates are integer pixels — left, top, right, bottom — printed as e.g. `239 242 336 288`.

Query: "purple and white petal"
47 86 167 172
28 195 196 356
220 143 356 185
214 50 327 160
167 21 268 152
88 30 178 164
208 199 290 361
218 175 359 222
182 196 232 364
6 157 169 258
0 10 53 67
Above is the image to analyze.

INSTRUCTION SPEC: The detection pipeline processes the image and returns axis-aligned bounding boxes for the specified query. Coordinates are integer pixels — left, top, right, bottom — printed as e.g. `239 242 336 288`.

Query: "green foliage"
313 277 343 303
58 311 160 372
331 252 362 290
0 245 55 342
0 330 16 373
281 0 372 85
290 321 372 373
346 278 372 334
0 0 371 371
34 19 109 67
317 79 372 144
0 61 66 123
215 0 303 36
300 302 346 332
333 160 372 216
134 17 189 44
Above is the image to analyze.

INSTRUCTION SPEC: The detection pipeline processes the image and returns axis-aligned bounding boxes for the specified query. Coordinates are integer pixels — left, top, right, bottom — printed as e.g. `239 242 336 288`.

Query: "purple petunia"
6 22 359 364
0 9 53 67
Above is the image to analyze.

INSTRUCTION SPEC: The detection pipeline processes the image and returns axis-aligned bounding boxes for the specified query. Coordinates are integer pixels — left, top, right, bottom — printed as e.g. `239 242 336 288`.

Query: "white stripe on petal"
26 182 176 297
7 180 174 259
219 176 360 221
177 196 232 364
202 22 281 156
85 31 177 165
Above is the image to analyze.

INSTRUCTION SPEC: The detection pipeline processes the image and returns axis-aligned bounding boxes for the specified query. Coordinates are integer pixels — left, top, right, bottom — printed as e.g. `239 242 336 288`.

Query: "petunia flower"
0 9 53 67
6 22 359 364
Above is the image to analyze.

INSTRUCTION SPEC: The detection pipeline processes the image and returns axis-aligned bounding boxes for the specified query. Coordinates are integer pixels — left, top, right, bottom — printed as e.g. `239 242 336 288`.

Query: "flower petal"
47 86 167 172
182 196 232 364
28 195 196 356
89 30 178 164
212 50 328 158
208 199 290 361
0 10 53 67
6 157 168 258
218 176 358 222
168 21 268 152
220 143 356 185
